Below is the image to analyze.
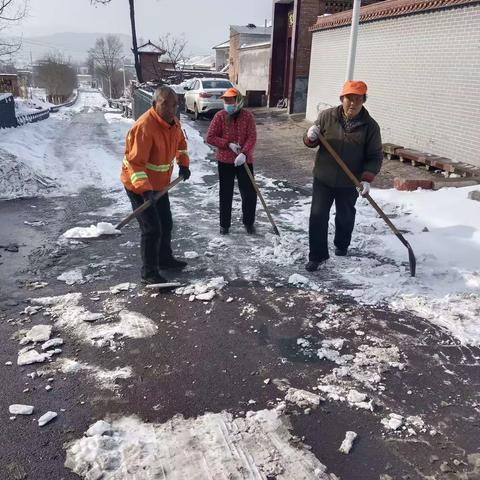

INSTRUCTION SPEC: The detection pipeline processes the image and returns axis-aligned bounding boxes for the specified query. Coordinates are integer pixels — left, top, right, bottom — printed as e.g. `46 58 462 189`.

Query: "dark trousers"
125 189 173 278
218 161 257 229
309 178 359 261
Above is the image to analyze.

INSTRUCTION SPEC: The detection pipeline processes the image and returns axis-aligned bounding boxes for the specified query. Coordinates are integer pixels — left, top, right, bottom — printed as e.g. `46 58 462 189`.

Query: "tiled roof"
310 0 479 31
137 40 165 54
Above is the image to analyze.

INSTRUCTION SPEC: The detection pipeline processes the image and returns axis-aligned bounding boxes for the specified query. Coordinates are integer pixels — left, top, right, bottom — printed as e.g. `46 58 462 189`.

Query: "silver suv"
184 78 233 119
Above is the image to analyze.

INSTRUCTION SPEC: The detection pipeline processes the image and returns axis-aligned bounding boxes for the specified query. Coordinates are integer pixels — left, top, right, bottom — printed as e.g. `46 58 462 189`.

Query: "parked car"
184 78 234 120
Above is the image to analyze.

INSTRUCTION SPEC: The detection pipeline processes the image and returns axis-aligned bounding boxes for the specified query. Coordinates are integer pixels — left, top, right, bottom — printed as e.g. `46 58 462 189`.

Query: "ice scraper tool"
318 135 416 277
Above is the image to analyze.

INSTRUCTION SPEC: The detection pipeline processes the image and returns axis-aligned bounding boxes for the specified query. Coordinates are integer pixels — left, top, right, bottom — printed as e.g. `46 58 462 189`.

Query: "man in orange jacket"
121 86 191 284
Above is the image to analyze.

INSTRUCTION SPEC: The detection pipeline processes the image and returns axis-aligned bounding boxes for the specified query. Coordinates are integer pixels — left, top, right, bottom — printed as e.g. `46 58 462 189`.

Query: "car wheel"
194 103 201 120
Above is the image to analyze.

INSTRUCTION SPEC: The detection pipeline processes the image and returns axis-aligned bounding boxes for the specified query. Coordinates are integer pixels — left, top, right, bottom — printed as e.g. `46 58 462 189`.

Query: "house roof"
137 40 165 54
310 0 479 31
213 40 230 50
230 25 272 35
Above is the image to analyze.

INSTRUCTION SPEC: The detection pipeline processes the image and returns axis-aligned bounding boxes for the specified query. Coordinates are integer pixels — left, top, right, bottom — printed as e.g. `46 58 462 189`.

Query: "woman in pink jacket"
206 88 257 235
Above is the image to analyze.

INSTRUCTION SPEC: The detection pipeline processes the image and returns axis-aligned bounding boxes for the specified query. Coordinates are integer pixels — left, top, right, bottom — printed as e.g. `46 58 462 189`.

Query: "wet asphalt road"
0 111 479 480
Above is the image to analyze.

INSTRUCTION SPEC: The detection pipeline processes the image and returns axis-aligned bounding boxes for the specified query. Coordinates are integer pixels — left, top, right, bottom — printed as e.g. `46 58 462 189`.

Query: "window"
201 80 233 89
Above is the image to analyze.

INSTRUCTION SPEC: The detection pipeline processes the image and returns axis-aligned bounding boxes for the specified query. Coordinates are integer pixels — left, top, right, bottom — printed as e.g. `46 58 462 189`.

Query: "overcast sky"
10 0 273 53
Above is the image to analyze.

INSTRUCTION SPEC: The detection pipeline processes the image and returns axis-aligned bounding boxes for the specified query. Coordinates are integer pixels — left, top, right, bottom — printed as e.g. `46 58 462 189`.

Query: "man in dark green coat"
303 80 383 272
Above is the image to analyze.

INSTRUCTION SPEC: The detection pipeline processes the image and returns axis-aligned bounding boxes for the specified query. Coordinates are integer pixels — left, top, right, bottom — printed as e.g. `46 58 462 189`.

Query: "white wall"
238 46 270 93
306 5 480 167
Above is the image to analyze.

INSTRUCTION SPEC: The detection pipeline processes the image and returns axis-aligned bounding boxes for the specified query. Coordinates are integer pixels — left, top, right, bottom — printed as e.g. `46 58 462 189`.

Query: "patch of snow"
381 413 404 431
184 250 199 259
63 222 120 239
41 338 64 350
57 268 84 285
65 409 334 479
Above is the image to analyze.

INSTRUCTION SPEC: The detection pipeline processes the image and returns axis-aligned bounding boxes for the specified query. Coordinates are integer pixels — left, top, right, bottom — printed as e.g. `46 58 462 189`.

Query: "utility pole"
345 0 362 80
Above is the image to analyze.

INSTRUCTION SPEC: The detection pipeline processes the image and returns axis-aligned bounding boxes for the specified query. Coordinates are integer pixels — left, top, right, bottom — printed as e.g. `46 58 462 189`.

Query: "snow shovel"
114 176 184 230
243 163 280 236
318 135 416 277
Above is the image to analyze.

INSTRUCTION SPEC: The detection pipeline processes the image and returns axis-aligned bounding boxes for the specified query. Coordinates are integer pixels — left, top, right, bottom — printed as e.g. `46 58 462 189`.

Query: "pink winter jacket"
206 109 257 164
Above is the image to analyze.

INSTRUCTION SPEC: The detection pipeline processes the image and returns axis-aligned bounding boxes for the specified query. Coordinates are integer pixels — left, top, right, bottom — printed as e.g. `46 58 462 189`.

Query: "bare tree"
0 0 28 57
158 33 188 70
90 0 143 83
88 35 123 98
36 53 77 104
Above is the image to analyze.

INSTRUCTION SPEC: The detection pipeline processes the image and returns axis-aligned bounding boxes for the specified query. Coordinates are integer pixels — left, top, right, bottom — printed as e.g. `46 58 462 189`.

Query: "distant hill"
12 32 134 66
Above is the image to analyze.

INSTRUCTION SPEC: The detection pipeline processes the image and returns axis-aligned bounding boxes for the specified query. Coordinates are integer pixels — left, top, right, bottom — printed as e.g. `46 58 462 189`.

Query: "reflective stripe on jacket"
120 107 189 194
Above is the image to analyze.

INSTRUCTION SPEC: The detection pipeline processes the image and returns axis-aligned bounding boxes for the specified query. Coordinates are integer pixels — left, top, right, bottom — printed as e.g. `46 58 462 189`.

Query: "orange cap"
220 87 239 99
341 80 367 96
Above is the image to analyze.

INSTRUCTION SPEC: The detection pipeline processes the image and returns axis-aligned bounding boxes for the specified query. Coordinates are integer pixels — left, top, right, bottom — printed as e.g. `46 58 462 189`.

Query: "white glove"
358 181 370 196
229 142 241 154
307 125 320 141
234 153 246 167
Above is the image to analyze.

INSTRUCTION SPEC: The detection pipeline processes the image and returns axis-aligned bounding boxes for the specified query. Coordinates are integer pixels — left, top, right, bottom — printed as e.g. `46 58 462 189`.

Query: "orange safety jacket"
121 107 189 195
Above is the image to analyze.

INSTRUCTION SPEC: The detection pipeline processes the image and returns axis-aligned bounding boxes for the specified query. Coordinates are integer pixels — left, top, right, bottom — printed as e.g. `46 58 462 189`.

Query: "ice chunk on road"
9 404 34 415
184 251 199 259
41 338 64 350
17 349 49 365
62 222 120 239
285 388 322 409
381 413 404 430
38 411 57 426
21 324 52 344
339 431 357 454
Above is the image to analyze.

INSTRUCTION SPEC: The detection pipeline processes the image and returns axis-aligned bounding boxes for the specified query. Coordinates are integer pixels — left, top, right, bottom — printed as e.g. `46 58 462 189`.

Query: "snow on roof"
230 25 272 35
212 40 230 50
184 55 215 68
239 41 271 50
0 93 13 101
137 41 165 54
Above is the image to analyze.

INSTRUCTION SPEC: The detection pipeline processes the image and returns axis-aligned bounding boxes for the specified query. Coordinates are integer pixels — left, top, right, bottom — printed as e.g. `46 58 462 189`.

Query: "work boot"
141 272 168 285
158 257 187 270
220 226 229 235
245 224 256 235
305 257 328 272
335 248 348 256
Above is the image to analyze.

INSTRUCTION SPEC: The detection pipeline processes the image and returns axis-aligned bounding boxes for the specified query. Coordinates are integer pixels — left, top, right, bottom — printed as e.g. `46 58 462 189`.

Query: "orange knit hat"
341 80 368 96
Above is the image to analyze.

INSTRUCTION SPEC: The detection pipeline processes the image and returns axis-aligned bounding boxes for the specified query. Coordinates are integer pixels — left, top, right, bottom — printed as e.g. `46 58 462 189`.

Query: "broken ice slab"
9 404 34 415
20 324 52 344
339 431 358 454
38 411 57 427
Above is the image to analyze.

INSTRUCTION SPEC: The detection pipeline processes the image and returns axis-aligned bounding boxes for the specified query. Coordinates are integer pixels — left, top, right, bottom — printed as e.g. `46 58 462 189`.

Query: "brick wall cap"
310 0 480 32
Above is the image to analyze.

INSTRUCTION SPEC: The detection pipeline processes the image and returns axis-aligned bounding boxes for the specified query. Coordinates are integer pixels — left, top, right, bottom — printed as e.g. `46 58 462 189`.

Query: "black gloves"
179 165 191 181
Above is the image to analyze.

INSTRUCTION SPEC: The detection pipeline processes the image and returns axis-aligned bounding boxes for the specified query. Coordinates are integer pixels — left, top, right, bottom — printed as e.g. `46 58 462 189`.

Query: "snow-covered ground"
0 88 125 199
4 93 478 344
5 100 480 477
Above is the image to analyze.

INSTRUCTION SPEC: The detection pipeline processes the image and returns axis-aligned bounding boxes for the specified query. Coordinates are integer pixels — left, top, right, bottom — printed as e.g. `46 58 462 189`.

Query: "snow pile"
57 268 84 285
65 410 336 479
31 293 157 350
62 223 120 239
176 276 227 302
